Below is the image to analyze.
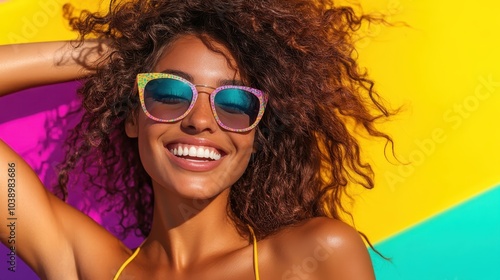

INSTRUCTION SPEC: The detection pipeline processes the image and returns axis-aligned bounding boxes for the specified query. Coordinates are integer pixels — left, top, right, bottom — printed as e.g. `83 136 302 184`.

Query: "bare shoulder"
266 217 375 280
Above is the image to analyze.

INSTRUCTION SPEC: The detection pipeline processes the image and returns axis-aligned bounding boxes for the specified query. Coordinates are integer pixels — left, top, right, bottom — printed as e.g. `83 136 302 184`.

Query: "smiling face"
126 34 255 200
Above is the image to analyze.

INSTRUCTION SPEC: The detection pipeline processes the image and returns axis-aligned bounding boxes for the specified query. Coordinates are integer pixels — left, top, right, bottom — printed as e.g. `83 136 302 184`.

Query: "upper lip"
164 137 227 155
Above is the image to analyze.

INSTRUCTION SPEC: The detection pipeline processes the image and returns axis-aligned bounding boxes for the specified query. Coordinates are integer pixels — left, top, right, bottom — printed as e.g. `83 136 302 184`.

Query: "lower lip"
166 149 224 172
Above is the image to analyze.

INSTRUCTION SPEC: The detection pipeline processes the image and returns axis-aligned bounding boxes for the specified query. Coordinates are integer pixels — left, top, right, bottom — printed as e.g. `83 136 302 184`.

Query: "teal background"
371 185 500 280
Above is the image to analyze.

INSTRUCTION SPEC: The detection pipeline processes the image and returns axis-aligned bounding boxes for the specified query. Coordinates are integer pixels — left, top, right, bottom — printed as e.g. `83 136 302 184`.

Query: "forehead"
154 34 241 83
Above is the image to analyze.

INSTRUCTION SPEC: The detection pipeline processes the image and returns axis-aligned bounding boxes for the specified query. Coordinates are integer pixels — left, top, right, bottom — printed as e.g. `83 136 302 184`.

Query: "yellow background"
1 0 499 244
350 0 500 242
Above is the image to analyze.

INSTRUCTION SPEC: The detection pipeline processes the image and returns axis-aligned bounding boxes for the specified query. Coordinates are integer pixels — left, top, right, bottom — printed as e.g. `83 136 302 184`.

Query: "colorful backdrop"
1 0 499 279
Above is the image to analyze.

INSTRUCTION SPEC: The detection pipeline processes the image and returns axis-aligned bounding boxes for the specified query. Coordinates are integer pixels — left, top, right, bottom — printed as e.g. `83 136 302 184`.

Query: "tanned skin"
0 38 375 280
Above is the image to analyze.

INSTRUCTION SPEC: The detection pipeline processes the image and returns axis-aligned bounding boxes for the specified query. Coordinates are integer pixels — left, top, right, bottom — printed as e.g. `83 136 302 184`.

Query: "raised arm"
0 40 108 96
0 41 124 279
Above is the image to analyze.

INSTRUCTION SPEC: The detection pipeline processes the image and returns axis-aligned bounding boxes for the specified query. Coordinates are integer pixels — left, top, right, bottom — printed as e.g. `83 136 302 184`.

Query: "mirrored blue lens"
144 78 193 121
214 88 260 129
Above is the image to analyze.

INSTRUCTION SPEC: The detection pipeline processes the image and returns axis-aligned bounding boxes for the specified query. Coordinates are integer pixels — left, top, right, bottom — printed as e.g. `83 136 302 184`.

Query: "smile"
167 144 222 161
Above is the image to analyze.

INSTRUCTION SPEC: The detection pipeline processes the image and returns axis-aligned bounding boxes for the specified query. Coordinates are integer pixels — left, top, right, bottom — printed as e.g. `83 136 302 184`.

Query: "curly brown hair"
58 0 393 241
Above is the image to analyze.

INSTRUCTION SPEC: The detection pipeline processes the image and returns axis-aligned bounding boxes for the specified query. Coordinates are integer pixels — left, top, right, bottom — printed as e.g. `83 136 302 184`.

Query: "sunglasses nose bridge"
191 84 216 109
194 84 217 95
181 86 219 133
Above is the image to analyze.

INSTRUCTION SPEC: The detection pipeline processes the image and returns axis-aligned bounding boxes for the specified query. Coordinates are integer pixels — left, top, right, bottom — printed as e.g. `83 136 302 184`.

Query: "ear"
125 111 139 138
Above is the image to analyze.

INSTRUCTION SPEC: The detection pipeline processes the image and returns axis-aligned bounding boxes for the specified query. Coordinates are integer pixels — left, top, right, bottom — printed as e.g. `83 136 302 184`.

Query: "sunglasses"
137 73 267 132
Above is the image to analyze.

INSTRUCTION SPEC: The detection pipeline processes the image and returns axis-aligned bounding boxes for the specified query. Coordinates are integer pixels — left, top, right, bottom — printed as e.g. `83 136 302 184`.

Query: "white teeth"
197 147 205 157
189 147 197 157
170 144 222 160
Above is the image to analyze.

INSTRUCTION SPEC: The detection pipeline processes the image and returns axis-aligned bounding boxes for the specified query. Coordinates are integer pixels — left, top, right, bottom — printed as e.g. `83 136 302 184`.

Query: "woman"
0 0 391 279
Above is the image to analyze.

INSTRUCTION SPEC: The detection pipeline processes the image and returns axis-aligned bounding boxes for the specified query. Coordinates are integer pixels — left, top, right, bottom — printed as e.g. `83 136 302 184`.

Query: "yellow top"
113 226 260 280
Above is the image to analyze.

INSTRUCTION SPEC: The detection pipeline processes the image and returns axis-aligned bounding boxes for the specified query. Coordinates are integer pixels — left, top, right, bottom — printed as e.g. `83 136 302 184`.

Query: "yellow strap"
113 245 142 280
247 225 260 280
113 230 260 280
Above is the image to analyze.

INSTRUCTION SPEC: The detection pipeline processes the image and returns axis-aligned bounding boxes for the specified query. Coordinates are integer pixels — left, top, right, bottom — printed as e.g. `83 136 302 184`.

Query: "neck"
145 185 247 270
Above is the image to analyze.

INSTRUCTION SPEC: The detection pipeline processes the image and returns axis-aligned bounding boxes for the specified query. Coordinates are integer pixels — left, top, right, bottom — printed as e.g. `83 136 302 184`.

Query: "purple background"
0 82 141 279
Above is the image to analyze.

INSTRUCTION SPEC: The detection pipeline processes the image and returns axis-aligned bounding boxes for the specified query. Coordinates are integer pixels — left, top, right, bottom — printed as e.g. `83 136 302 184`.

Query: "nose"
180 89 219 134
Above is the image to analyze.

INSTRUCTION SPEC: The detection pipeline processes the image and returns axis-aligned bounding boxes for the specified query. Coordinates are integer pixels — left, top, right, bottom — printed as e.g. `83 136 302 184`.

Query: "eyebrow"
160 69 246 86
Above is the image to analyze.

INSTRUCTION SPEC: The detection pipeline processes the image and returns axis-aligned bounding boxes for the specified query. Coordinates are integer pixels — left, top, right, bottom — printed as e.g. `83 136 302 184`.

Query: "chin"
159 176 231 200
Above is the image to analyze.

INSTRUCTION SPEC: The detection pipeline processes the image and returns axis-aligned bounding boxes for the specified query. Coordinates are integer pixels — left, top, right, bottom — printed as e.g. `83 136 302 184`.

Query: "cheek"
234 129 255 151
135 117 166 174
136 116 159 148
230 132 256 167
